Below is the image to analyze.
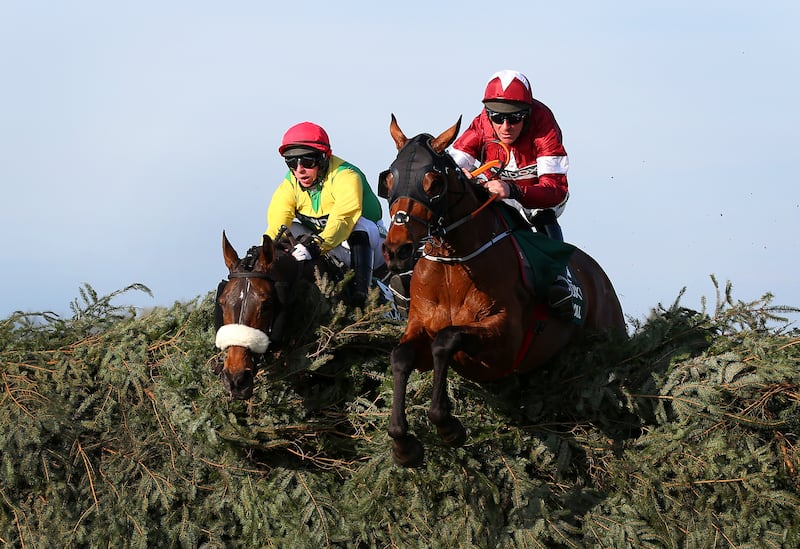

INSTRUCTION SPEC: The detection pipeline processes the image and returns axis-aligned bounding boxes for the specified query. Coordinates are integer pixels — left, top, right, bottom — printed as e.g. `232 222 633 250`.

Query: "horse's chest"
421 286 495 330
414 260 502 329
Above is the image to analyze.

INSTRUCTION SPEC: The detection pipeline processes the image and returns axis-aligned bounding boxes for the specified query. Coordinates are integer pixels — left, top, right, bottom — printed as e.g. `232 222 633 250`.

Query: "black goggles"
486 109 528 125
284 154 321 170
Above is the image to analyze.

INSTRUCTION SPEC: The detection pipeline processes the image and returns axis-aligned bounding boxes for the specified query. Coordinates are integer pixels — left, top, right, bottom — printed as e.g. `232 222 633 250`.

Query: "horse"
379 115 626 467
214 229 336 399
214 229 401 399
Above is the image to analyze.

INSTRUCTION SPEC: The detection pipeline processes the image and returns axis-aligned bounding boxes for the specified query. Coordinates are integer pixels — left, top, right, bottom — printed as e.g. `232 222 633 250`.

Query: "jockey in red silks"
448 70 573 320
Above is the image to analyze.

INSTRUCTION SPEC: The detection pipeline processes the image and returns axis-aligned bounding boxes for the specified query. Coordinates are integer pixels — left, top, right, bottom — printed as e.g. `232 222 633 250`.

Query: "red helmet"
278 122 332 157
482 70 533 112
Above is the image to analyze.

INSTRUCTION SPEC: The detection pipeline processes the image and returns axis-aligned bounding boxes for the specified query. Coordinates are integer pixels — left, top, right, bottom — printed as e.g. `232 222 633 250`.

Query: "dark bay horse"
380 115 626 466
214 230 332 399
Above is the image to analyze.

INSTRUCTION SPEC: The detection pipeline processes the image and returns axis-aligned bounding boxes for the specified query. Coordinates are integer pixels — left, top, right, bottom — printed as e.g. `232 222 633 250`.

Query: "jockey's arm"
316 170 363 253
265 179 297 239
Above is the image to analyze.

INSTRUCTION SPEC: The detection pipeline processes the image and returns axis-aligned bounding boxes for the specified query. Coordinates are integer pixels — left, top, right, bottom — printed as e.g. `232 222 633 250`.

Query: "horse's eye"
423 172 445 200
378 169 393 199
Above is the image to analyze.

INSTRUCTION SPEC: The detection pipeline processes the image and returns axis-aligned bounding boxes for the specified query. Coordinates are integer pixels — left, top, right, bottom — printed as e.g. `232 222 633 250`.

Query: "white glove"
291 243 312 261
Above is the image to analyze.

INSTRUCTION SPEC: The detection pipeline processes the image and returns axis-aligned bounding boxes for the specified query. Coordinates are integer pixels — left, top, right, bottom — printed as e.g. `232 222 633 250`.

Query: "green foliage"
1 279 798 548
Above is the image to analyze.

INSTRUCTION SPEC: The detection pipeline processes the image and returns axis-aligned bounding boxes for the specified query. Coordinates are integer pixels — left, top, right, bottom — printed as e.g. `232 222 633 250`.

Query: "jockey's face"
490 116 525 145
291 163 320 188
285 154 322 188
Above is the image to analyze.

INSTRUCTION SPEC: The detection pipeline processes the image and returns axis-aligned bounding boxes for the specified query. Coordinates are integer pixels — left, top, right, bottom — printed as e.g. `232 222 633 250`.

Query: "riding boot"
540 220 563 243
536 218 573 321
547 274 573 321
348 231 374 309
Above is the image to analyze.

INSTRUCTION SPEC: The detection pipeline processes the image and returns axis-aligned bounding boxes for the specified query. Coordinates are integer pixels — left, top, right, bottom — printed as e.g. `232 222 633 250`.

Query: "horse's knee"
390 345 416 377
432 327 479 359
427 406 443 426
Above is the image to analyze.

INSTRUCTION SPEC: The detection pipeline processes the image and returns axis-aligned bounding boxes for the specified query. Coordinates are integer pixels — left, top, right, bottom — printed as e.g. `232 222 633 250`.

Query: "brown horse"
214 230 334 399
380 115 626 467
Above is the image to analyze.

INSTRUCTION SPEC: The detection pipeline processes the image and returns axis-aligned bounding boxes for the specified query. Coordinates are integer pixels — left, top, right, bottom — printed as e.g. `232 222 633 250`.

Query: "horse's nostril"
398 244 414 261
224 368 255 400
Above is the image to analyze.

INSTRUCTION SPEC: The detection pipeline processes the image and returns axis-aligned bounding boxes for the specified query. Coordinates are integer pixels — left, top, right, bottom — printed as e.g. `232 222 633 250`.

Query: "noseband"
214 270 280 357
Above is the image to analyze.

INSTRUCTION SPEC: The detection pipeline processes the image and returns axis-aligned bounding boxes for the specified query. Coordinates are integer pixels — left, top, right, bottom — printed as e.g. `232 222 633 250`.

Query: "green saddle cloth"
496 204 576 298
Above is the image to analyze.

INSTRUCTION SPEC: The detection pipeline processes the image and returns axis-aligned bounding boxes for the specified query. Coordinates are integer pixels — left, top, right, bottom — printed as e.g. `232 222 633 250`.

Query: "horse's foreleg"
388 343 424 467
428 327 472 448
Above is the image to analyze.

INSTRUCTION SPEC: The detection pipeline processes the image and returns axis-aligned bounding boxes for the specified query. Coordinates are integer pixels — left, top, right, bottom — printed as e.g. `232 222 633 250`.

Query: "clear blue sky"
2 1 798 328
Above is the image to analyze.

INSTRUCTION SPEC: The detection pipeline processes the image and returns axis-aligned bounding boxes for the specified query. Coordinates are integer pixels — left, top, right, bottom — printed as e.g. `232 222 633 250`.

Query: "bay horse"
214 229 335 399
380 115 626 467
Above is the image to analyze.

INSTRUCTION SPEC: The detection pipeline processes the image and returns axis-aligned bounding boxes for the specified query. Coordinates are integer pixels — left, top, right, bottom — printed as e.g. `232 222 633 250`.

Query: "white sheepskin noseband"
215 324 270 354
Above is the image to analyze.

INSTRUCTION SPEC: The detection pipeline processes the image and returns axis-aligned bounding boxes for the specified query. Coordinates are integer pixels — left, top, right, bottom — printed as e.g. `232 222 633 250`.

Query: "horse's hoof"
392 436 424 468
437 417 467 448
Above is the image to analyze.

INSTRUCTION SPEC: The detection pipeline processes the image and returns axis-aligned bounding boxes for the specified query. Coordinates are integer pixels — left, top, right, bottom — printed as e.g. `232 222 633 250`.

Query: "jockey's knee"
531 208 557 229
532 209 563 242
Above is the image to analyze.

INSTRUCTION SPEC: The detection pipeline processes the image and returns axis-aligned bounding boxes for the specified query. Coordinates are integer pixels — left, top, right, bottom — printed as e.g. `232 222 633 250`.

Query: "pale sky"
2 1 798 328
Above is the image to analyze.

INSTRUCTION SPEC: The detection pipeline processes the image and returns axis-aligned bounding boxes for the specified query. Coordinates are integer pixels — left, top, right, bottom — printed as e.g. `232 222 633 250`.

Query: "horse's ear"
255 234 275 270
430 116 462 154
389 113 407 150
222 230 240 272
377 169 391 200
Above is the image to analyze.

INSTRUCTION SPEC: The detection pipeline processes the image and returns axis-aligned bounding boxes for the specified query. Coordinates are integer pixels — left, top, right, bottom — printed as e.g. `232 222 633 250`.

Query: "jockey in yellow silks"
264 121 386 307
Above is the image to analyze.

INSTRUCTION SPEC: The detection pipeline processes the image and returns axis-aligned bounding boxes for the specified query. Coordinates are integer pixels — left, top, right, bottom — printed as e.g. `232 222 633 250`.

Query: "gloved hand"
291 243 313 261
291 234 322 261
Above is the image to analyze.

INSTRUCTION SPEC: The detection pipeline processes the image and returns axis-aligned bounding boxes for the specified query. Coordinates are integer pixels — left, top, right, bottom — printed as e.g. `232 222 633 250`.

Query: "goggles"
285 154 321 170
486 109 528 125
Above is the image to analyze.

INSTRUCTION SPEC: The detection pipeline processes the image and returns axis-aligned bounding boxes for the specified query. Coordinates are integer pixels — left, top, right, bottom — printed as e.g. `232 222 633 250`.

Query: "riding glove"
291 235 322 262
291 244 313 261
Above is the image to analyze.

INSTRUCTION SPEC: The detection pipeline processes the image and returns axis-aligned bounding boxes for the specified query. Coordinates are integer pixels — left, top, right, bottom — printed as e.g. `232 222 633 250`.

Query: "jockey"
448 70 573 320
264 121 386 308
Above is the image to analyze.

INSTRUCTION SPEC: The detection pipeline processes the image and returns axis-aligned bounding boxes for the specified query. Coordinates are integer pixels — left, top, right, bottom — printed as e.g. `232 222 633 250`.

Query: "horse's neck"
438 187 497 250
272 252 301 282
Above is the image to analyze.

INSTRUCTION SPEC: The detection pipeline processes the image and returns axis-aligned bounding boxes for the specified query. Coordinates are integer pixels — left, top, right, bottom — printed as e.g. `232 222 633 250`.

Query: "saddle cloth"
496 203 585 325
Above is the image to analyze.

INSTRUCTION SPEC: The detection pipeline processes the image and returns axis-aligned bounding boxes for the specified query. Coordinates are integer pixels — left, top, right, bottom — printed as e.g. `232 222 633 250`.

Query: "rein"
227 271 273 279
412 174 509 265
436 192 497 235
422 227 513 264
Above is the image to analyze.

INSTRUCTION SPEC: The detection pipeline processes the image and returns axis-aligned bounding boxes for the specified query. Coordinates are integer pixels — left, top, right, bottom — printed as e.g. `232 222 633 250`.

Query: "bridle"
227 270 275 326
214 265 289 361
387 137 512 264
